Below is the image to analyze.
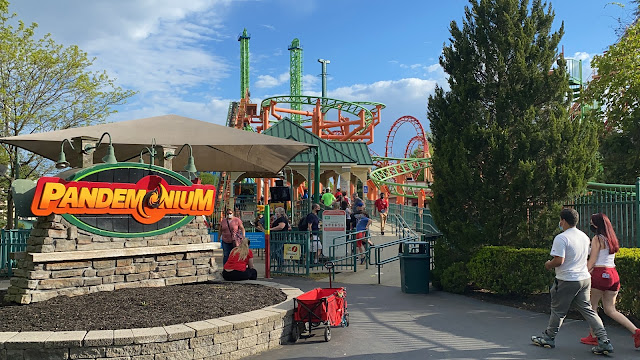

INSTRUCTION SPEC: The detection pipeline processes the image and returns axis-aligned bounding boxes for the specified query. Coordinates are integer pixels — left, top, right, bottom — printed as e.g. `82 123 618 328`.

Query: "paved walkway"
247 222 639 359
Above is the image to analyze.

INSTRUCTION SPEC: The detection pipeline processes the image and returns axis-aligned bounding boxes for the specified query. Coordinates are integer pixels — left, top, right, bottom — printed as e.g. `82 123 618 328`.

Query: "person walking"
219 209 245 265
321 188 336 209
375 192 389 235
531 208 614 355
306 203 322 264
355 211 373 265
579 213 640 348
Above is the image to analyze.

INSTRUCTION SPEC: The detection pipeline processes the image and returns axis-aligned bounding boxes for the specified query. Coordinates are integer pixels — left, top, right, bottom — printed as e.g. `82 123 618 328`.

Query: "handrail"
328 230 370 278
369 214 420 284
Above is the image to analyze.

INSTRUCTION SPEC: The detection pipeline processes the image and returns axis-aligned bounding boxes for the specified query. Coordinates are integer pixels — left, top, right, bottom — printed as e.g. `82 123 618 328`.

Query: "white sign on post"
322 210 346 258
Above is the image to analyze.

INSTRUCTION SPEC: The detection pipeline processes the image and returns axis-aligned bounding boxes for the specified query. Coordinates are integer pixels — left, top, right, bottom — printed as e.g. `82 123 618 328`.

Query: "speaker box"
270 186 291 202
275 179 284 187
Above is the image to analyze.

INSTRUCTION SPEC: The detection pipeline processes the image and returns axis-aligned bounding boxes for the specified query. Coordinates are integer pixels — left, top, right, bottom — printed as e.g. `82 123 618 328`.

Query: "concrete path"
247 222 639 360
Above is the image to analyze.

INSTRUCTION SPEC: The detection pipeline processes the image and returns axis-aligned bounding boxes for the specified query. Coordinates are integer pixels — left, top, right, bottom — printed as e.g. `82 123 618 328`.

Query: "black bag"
297 215 308 231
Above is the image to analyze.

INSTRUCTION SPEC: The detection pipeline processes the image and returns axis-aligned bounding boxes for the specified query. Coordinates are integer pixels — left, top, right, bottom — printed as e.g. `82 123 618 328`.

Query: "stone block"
180 275 198 284
91 235 110 243
221 314 256 330
90 283 115 292
131 355 154 360
10 278 38 289
146 239 169 247
115 265 135 275
139 279 165 287
193 257 211 266
134 263 152 273
57 287 89 297
169 236 190 245
213 332 235 344
219 340 237 354
156 264 177 271
93 260 116 269
125 240 147 248
45 229 67 239
113 329 135 346
76 235 92 245
163 325 195 341
256 332 269 345
44 331 86 348
206 319 233 333
132 327 167 344
38 278 83 290
45 261 91 271
67 226 77 240
96 268 115 277
126 273 150 282
115 259 132 266
150 270 176 279
240 326 260 337
104 344 142 357
176 260 193 268
164 277 183 286
24 348 68 360
83 269 97 277
4 331 53 349
29 291 58 303
134 257 155 263
83 330 113 347
189 335 214 348
157 255 177 262
185 321 218 337
250 342 268 355
69 346 106 359
54 239 76 252
0 332 18 347
102 275 124 284
192 344 221 358
237 335 257 350
84 277 102 286
139 339 188 355
267 339 280 349
177 267 196 277
51 269 84 279
228 347 252 360
77 242 120 251
154 349 194 360
114 282 141 290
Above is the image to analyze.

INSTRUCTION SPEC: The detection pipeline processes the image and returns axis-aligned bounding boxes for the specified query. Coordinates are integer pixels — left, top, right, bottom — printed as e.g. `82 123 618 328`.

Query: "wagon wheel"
324 326 331 342
344 313 350 327
291 323 300 343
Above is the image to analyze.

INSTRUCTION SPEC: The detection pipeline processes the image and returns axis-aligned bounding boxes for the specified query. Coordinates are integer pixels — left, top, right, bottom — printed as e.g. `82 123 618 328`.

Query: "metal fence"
568 181 640 248
0 229 31 277
366 200 440 236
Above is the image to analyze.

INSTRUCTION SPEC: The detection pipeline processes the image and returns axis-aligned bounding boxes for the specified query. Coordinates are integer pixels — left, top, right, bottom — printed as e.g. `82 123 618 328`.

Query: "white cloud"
569 51 595 80
303 74 320 92
255 72 290 88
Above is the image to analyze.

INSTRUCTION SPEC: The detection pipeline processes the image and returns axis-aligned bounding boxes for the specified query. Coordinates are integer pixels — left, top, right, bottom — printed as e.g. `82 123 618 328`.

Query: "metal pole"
636 177 640 247
313 147 320 204
265 204 271 278
318 59 330 99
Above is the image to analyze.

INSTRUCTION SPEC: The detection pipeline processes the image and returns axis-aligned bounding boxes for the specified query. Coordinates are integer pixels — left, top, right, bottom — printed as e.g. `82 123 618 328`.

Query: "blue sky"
10 0 637 156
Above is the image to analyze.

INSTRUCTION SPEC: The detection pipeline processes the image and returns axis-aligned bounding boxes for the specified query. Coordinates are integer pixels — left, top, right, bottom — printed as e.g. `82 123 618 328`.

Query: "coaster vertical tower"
289 38 303 122
239 28 251 99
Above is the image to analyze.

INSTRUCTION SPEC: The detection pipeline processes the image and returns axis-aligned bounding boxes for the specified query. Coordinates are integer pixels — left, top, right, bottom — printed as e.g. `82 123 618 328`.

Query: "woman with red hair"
580 213 640 348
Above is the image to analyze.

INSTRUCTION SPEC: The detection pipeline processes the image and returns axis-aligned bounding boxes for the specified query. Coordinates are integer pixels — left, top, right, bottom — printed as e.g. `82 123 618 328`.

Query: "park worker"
374 192 389 235
221 238 257 281
531 208 614 355
321 188 336 209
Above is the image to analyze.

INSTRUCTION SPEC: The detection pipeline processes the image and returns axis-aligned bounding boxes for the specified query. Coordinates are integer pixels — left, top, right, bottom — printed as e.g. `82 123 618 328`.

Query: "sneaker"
591 339 614 355
580 334 598 345
633 328 640 348
381 231 385 235
360 257 365 265
531 333 555 348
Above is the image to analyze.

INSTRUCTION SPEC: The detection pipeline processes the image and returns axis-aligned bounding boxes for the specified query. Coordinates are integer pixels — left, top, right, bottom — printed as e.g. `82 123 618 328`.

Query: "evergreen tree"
427 0 598 255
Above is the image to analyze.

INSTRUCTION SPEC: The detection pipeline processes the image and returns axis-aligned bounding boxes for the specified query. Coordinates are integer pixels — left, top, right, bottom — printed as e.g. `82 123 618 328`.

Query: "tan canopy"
0 114 313 177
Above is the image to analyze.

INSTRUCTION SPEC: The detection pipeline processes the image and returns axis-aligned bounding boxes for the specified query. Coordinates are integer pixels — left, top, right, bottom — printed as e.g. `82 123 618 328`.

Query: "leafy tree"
583 8 640 184
0 0 136 228
198 172 219 186
427 0 598 257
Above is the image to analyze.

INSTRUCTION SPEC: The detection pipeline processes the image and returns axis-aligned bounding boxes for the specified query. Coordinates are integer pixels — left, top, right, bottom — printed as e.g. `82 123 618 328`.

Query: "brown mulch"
0 282 286 332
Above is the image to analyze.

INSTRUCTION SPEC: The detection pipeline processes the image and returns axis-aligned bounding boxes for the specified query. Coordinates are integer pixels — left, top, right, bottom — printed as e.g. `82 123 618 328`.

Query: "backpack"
297 215 308 231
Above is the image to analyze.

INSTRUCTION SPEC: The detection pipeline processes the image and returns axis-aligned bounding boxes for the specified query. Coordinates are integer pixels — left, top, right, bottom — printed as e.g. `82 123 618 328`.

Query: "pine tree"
427 0 598 256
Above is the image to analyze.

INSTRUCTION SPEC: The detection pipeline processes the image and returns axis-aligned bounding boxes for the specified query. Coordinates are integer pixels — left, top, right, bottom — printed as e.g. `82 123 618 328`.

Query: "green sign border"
62 162 196 238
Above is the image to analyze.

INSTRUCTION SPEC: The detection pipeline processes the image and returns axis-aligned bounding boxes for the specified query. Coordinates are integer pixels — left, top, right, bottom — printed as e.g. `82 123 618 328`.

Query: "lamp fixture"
56 139 75 169
83 132 117 164
164 144 197 174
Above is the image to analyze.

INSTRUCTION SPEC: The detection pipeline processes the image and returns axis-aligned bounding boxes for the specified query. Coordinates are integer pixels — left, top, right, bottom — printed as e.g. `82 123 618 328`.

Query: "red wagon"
291 287 349 342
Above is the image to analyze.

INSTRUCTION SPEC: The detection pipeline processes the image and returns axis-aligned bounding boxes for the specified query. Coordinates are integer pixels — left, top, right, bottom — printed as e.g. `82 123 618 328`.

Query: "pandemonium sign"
30 163 216 238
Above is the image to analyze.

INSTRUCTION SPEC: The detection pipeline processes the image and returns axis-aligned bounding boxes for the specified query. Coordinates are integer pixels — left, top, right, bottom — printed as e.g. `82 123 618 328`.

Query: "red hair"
590 213 620 254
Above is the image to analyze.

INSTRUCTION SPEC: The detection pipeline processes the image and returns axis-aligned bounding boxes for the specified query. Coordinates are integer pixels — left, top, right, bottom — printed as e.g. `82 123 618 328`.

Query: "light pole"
318 59 330 99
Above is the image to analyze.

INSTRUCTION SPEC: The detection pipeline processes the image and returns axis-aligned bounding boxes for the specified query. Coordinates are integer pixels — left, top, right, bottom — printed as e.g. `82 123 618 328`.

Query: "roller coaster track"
260 95 385 130
370 156 432 199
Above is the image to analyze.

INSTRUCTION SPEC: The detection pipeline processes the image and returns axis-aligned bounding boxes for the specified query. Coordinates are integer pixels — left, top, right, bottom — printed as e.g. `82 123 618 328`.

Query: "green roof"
263 119 370 165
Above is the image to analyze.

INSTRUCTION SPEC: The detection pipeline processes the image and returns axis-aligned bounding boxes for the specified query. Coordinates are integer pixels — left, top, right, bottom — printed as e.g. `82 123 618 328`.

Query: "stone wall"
5 215 220 304
0 281 300 360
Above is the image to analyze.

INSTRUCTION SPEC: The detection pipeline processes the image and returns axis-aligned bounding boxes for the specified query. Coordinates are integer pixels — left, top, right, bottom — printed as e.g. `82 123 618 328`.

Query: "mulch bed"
0 282 286 332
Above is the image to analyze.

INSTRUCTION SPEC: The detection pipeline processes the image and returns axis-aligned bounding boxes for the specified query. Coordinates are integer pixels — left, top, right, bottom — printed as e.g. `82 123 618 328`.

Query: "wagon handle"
324 261 335 288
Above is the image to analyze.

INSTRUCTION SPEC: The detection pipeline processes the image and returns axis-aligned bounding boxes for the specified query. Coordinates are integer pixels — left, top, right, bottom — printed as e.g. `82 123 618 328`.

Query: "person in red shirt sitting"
221 238 257 281
375 192 389 235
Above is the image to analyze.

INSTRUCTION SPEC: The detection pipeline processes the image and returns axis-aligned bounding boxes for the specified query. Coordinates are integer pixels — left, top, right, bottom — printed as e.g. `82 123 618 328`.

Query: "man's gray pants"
545 278 608 341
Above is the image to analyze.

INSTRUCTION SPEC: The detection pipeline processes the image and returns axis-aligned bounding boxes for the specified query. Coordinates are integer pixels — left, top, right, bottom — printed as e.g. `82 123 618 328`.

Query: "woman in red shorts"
580 213 640 347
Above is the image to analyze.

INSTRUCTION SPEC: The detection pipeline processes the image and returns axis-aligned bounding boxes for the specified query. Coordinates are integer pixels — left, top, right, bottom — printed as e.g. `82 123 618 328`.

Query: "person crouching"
222 238 257 281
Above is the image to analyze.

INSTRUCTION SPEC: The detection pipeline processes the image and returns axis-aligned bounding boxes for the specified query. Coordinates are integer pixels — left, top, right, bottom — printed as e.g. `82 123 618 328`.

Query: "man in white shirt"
531 208 614 355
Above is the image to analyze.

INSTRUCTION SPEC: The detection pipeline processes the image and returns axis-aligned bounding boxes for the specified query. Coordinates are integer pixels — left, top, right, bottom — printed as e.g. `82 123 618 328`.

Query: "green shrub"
432 237 471 290
440 262 469 294
615 248 640 317
467 246 554 296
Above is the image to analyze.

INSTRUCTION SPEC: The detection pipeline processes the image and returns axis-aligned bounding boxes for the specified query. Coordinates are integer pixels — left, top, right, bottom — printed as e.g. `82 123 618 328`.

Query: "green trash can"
399 242 430 294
